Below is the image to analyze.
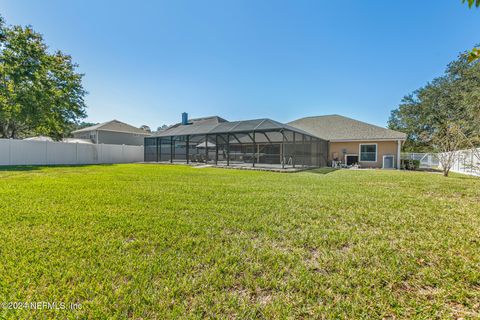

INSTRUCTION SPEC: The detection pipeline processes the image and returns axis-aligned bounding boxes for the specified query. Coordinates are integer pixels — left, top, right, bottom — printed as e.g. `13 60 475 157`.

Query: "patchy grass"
0 164 479 319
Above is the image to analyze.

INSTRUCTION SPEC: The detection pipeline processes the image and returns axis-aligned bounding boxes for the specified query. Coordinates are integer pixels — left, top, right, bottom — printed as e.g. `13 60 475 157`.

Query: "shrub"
401 159 420 170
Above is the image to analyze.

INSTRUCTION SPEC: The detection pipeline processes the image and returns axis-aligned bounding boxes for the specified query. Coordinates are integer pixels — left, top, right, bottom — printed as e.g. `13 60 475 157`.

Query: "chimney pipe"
182 112 188 125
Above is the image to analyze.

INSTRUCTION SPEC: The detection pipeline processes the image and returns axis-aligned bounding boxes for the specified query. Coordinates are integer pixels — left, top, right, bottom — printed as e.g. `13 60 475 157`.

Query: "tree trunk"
0 123 9 139
8 121 15 139
443 166 451 177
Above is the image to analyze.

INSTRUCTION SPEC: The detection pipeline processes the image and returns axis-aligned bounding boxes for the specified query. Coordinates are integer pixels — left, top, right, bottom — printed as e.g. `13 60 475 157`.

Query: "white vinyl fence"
0 139 144 166
446 148 480 176
402 150 480 176
401 152 440 169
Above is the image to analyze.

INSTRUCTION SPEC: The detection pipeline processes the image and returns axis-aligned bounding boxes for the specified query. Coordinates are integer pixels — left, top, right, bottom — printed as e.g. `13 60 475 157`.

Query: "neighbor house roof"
72 120 151 135
152 118 318 138
287 115 407 141
24 136 93 144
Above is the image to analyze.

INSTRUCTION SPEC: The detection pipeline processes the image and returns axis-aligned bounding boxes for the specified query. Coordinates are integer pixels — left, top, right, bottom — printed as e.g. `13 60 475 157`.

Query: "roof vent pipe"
182 112 188 125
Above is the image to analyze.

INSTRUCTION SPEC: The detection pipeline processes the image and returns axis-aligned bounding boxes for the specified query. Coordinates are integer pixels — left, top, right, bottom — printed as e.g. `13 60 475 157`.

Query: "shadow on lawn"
0 164 114 172
0 165 42 171
307 167 339 175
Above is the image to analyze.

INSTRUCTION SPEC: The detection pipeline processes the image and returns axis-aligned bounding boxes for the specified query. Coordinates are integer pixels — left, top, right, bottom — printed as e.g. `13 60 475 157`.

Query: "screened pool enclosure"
144 118 328 169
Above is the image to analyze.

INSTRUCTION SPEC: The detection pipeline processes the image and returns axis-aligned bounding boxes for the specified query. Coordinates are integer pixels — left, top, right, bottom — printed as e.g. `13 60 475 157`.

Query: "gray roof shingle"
287 115 407 141
72 120 151 135
152 118 318 138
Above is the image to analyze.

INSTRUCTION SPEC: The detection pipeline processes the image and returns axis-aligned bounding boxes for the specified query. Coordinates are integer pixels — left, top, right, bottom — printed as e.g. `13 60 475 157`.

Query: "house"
144 113 407 170
287 115 407 169
73 120 151 146
144 113 329 168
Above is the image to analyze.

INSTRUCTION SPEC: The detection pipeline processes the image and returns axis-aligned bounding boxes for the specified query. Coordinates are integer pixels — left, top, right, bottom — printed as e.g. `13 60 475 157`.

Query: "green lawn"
0 165 479 319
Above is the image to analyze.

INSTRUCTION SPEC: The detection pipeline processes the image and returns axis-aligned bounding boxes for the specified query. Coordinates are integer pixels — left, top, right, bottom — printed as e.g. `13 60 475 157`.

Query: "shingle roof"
161 116 227 132
152 118 318 138
188 116 228 124
72 120 151 135
287 115 407 141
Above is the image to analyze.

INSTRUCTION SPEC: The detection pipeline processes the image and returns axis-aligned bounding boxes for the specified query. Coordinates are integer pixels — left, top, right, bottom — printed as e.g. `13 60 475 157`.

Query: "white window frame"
382 155 395 169
359 143 377 162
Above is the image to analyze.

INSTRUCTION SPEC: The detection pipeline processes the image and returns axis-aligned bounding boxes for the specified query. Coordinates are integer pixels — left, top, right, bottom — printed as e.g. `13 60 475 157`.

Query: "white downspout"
397 140 402 169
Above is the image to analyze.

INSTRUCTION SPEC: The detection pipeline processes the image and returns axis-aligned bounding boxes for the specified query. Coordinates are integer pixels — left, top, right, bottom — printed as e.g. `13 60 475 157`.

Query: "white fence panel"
401 152 439 169
101 144 123 164
77 144 99 164
0 139 144 166
10 140 47 165
46 141 77 165
124 145 141 163
402 150 480 176
448 148 480 176
0 139 9 165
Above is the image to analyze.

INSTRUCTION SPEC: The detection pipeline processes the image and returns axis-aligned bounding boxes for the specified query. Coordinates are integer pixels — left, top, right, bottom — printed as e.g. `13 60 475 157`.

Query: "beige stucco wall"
329 140 400 168
73 130 148 146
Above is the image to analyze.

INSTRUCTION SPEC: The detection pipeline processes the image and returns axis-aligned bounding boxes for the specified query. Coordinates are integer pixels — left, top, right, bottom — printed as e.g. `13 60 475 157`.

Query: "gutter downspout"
397 140 402 169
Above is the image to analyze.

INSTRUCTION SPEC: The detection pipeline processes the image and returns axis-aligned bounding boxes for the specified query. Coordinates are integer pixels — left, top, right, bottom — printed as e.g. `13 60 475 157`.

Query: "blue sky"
2 1 479 129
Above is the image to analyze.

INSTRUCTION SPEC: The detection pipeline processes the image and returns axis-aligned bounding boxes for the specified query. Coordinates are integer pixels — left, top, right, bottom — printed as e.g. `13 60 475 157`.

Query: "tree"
65 121 97 137
463 0 480 8
140 125 151 132
156 124 168 132
463 0 480 62
462 133 480 173
74 121 98 130
388 93 435 152
432 123 467 176
388 51 480 152
467 48 480 63
0 16 87 140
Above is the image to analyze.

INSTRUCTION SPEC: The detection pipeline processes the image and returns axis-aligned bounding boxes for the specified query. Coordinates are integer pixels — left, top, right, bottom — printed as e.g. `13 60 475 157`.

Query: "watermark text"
1 301 81 311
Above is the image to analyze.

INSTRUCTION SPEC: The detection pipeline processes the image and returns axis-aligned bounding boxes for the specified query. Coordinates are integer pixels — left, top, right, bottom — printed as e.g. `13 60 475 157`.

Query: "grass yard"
0 164 479 319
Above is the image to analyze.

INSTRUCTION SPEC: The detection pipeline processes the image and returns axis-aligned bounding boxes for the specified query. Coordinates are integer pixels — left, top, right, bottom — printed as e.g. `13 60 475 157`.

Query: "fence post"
8 138 12 166
44 140 48 165
470 151 473 173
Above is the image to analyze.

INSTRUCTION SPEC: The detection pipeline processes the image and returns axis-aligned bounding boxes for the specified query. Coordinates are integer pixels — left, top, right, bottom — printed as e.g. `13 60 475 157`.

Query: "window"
360 144 377 162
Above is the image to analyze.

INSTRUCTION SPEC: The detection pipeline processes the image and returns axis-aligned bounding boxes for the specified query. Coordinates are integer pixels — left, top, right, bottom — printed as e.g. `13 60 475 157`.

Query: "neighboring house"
72 120 151 145
288 115 407 169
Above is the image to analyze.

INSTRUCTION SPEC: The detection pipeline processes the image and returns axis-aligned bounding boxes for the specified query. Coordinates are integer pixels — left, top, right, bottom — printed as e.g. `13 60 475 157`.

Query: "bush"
401 159 420 170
